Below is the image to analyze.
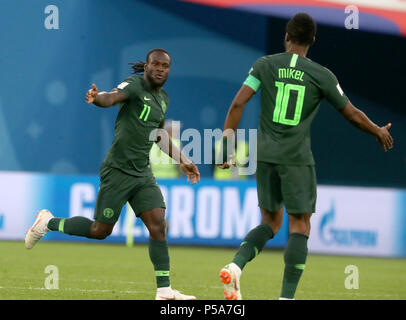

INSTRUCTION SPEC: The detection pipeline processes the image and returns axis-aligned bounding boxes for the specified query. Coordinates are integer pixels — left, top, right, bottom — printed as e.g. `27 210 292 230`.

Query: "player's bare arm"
219 84 255 169
223 85 255 132
340 101 393 152
156 120 200 184
85 83 128 108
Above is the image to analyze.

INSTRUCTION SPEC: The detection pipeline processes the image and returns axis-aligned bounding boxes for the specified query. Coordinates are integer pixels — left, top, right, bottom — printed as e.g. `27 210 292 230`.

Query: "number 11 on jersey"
273 81 306 126
140 104 151 122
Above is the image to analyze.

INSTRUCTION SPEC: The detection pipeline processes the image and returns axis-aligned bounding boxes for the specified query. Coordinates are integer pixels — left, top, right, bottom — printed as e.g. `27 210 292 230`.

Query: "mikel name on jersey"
278 68 304 82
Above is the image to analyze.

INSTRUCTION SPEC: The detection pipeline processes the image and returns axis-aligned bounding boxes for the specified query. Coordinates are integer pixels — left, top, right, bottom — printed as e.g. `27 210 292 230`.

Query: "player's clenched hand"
376 123 393 152
218 155 236 169
218 163 230 169
180 162 200 184
86 84 98 104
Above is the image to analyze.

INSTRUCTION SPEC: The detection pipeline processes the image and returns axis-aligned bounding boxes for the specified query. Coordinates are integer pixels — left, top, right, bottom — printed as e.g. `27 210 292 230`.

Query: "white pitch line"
0 286 150 295
296 290 400 299
1 286 399 300
2 276 149 285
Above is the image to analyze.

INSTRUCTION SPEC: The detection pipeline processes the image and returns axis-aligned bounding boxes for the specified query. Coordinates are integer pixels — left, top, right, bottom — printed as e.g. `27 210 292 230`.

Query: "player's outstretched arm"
85 84 128 108
155 122 200 184
223 85 255 133
340 101 393 152
219 85 255 169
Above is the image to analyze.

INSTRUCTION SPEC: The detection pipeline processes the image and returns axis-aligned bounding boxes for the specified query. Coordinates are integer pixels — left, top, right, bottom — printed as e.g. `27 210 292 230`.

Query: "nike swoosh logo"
144 96 151 101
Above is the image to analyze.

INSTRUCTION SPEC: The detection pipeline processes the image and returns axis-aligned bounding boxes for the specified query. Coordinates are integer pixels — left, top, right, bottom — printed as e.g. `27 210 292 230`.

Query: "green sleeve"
322 69 349 110
116 77 140 100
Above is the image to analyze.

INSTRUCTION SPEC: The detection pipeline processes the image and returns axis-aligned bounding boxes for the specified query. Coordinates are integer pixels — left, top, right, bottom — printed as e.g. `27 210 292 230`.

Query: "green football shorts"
94 166 166 224
256 161 317 214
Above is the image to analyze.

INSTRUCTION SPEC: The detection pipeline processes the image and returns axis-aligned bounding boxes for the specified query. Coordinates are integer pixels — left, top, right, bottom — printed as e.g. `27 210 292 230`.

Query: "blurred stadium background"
0 0 405 300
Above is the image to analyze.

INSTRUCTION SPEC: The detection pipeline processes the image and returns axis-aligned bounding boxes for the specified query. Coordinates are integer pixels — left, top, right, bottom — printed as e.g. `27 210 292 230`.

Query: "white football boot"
219 263 242 300
25 209 54 249
155 287 196 300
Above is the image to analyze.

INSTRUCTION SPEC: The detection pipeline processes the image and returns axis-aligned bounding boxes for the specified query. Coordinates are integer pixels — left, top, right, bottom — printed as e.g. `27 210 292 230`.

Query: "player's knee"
289 220 311 236
260 208 283 236
261 216 282 235
90 224 113 240
148 221 167 240
93 230 111 240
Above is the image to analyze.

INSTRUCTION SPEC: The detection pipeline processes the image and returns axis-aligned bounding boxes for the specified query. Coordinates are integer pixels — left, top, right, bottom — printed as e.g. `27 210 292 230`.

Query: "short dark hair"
286 13 317 46
129 48 171 74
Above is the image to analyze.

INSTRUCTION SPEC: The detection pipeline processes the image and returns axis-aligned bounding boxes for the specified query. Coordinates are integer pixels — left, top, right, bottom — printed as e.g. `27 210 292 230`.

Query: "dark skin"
219 33 394 237
85 51 200 240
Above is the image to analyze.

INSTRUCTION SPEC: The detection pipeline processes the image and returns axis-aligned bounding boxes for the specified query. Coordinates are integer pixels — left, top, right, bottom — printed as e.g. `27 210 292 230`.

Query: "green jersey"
244 52 349 165
102 75 169 176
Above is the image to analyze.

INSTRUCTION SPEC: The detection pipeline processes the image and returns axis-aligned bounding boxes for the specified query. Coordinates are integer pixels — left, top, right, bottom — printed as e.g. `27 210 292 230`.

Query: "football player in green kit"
218 14 393 300
25 48 200 300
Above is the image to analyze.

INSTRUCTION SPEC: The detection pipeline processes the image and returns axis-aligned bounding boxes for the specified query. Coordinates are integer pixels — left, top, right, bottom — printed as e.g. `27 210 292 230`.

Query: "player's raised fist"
86 84 98 104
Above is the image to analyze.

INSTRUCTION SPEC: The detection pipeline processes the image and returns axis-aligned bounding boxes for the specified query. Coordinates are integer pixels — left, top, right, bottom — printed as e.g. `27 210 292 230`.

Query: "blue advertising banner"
2 171 405 257
0 172 288 248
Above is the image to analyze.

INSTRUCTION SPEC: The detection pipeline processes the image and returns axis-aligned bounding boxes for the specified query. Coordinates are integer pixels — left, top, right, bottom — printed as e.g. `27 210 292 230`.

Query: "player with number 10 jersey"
218 13 393 301
247 52 348 166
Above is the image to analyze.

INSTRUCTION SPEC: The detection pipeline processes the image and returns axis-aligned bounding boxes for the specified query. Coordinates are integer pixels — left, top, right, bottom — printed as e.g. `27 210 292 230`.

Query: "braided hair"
129 48 171 74
128 61 146 74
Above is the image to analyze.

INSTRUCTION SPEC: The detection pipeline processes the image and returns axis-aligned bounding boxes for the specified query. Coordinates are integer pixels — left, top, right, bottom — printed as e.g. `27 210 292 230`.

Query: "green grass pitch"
0 240 405 300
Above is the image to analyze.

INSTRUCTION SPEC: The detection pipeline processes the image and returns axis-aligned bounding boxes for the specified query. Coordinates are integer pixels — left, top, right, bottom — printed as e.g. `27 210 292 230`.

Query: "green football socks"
280 233 309 299
47 217 93 238
149 239 170 288
232 223 274 270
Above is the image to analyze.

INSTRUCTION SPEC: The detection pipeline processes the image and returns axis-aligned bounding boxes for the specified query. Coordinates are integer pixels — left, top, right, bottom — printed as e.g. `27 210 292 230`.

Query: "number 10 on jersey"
273 81 305 126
